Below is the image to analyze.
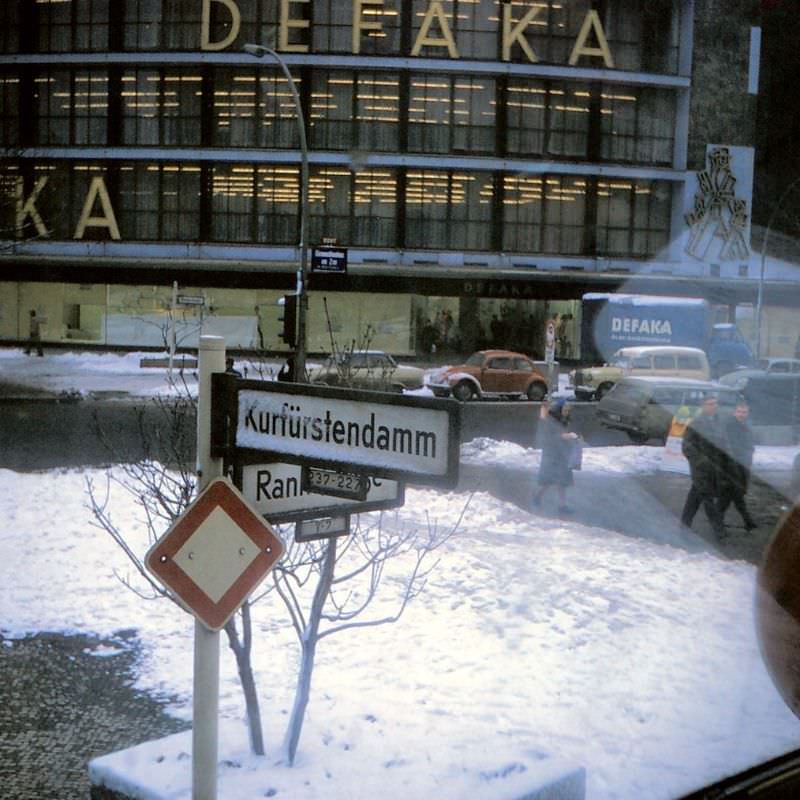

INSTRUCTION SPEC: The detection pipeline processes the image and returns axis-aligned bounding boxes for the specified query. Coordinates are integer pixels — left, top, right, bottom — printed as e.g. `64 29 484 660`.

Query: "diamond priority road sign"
145 478 285 631
215 378 461 489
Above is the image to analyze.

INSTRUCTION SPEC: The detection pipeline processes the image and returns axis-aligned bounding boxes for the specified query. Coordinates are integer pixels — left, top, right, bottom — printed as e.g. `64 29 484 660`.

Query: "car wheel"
526 382 547 401
627 431 650 444
452 381 476 402
595 382 614 401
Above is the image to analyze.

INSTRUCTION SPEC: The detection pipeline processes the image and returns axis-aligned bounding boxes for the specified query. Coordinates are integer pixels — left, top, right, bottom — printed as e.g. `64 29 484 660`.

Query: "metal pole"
756 177 800 359
243 44 309 382
193 335 225 800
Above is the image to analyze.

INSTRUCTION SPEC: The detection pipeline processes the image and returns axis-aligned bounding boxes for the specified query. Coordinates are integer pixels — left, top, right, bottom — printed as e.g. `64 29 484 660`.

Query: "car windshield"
465 352 485 367
7 4 800 800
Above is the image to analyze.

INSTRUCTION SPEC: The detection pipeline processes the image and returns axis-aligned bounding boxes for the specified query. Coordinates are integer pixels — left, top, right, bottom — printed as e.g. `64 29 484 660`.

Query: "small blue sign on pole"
311 246 348 274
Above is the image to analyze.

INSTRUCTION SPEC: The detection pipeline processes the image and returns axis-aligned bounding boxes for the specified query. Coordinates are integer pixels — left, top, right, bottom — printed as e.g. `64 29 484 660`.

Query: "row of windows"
0 67 677 166
3 162 672 258
0 0 681 74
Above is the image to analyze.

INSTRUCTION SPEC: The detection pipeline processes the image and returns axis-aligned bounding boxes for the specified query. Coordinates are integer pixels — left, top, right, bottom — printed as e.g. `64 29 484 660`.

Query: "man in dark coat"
718 399 756 530
680 394 727 537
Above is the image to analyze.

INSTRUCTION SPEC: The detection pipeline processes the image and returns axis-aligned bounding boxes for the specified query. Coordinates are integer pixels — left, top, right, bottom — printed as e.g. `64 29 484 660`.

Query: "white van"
570 345 711 400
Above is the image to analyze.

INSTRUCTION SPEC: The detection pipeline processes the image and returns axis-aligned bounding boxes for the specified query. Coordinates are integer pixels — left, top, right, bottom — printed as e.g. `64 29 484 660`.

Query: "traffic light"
278 294 298 347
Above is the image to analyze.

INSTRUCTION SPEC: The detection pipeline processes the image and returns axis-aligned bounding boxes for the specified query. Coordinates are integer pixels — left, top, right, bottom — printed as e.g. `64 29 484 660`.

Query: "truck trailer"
579 294 753 378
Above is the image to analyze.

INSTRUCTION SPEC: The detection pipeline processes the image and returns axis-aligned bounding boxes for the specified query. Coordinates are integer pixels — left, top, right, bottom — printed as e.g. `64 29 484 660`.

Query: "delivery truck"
579 293 753 378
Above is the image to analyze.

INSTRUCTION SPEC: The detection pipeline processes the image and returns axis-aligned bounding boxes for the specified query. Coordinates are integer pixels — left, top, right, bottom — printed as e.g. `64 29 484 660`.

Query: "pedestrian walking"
24 309 44 357
680 394 727 537
532 397 580 514
718 399 756 530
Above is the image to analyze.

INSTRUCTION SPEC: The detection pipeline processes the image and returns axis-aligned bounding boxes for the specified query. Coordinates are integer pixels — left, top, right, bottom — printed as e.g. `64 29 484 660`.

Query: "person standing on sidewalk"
532 397 579 514
680 394 727 537
24 309 44 357
718 399 757 530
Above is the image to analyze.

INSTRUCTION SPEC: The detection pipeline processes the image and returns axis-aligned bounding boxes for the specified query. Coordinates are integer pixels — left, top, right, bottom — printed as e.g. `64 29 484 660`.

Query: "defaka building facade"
0 0 780 358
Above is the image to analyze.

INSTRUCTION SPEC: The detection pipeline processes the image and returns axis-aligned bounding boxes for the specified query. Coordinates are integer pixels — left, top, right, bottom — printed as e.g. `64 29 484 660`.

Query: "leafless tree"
273 501 471 765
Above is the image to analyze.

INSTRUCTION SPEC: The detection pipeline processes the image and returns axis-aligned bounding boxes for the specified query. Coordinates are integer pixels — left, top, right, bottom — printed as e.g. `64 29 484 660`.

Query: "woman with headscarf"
532 397 579 514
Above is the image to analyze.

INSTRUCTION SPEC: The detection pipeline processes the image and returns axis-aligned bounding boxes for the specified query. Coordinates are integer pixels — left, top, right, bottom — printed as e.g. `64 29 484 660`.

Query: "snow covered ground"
1 347 800 799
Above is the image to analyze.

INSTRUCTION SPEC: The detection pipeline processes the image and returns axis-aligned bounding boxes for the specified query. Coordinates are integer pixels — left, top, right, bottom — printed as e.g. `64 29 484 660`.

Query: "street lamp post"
243 43 309 382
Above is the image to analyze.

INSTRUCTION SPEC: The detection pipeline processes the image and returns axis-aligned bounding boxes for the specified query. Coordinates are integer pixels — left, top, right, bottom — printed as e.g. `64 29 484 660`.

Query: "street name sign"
296 515 350 543
216 378 460 489
311 245 348 274
145 478 284 631
238 462 404 524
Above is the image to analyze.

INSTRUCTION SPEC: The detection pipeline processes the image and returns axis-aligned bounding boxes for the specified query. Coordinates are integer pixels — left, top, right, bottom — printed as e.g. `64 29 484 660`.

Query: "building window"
502 174 587 255
255 165 300 244
123 0 164 51
0 72 20 146
313 0 400 55
212 164 257 243
309 167 351 245
35 0 110 53
0 2 20 54
605 0 680 74
73 71 110 144
506 80 676 166
595 179 671 256
118 163 201 241
28 66 110 145
121 69 202 146
502 174 544 253
541 176 587 254
310 71 400 152
74 0 111 52
352 169 397 247
213 68 302 149
162 1 202 50
34 70 73 146
600 86 675 166
408 74 495 155
505 80 590 160
405 169 493 251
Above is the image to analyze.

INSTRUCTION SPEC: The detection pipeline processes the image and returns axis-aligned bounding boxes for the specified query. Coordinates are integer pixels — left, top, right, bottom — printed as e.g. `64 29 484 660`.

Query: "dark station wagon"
596 376 740 444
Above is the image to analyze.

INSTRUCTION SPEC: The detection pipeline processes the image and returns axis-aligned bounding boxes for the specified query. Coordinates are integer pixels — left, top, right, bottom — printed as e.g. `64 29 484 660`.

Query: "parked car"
719 369 800 434
595 376 739 444
426 350 549 401
307 350 424 393
719 358 800 390
569 345 711 401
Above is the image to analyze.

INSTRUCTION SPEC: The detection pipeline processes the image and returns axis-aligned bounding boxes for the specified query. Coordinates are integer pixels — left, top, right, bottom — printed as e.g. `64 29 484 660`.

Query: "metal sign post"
193 335 225 800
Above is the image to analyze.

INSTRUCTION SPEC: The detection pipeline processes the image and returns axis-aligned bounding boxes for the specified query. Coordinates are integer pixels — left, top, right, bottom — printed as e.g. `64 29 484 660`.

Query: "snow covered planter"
88 724 587 800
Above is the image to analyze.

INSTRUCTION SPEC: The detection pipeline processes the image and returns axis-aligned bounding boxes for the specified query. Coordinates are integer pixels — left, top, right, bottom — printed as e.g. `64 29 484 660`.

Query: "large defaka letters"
15 176 121 241
202 0 616 67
